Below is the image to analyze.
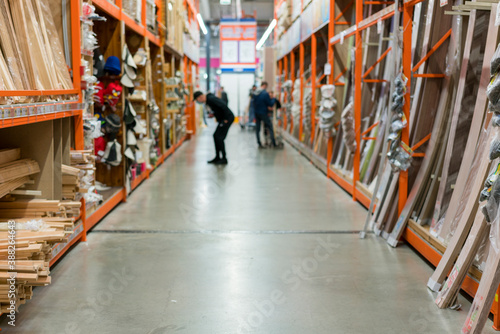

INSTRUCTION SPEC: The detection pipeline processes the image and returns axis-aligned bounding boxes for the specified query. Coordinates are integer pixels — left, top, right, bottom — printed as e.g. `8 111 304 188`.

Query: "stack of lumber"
0 217 75 312
62 164 80 200
0 0 73 93
0 200 81 219
69 149 95 193
0 148 39 199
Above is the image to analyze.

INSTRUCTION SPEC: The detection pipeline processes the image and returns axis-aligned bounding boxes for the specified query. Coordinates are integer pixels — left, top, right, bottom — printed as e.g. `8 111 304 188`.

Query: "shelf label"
440 0 448 7
28 106 35 116
324 63 332 76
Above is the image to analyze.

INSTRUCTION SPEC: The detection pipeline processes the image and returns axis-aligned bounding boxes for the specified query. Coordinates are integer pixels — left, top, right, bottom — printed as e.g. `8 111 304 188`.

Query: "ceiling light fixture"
168 2 173 11
256 19 277 50
197 13 208 35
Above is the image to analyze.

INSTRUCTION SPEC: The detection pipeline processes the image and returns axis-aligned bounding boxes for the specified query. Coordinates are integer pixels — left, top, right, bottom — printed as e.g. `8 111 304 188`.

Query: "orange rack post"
311 33 317 145
284 55 288 129
352 0 363 202
399 0 413 214
299 43 305 140
290 50 296 134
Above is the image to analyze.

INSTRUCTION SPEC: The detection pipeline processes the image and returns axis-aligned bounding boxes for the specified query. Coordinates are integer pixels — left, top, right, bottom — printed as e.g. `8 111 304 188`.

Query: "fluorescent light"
256 19 277 50
197 13 208 35
168 2 173 11
220 0 231 4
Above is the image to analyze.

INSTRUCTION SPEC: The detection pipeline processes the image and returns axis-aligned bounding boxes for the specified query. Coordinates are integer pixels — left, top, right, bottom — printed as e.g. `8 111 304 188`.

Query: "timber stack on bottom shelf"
0 148 81 312
275 0 500 330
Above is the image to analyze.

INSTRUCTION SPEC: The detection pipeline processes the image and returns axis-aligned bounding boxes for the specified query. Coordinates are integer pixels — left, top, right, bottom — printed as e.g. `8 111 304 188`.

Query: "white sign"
221 40 238 63
239 41 256 63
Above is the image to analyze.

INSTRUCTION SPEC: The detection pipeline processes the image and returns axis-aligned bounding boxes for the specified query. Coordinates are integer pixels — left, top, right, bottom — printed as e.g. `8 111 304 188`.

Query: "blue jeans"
255 112 276 146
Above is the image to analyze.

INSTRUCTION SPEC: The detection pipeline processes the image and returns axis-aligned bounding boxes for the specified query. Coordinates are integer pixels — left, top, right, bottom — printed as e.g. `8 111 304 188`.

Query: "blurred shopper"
194 91 234 165
253 82 277 148
220 87 228 106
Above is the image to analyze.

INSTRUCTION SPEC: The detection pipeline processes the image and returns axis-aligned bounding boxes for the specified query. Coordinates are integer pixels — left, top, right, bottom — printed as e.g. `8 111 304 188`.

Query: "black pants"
255 112 276 146
214 118 234 158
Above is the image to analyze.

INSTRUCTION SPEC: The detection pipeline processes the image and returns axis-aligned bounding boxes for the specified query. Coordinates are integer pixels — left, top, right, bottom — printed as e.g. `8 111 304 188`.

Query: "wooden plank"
435 210 488 309
433 9 490 233
435 8 495 239
462 244 500 333
427 121 494 291
0 148 20 165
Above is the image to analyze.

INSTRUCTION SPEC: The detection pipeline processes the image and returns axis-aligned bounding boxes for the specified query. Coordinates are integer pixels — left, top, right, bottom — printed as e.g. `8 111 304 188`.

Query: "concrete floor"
0 124 496 333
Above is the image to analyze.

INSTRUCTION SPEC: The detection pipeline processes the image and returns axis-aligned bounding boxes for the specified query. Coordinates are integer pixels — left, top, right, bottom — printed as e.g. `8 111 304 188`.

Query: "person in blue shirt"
253 82 277 148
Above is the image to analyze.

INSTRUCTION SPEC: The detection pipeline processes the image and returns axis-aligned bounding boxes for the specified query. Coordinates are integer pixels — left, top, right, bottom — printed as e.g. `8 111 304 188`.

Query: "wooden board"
0 148 20 165
434 8 495 238
427 119 494 291
435 210 488 309
433 9 489 232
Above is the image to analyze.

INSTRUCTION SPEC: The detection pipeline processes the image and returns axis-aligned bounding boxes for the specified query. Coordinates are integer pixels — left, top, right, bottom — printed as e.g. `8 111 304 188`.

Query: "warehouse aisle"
0 124 495 333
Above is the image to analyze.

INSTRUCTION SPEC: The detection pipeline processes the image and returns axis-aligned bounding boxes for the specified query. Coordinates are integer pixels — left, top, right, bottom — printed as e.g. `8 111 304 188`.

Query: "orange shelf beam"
146 30 161 47
49 222 84 267
131 170 149 191
327 167 354 196
354 188 371 209
85 189 125 232
0 89 79 97
93 0 122 20
123 12 146 36
0 109 83 129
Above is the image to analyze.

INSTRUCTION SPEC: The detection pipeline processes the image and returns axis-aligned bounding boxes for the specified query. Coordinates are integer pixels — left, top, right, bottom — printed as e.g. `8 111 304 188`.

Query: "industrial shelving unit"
275 0 500 329
0 0 199 280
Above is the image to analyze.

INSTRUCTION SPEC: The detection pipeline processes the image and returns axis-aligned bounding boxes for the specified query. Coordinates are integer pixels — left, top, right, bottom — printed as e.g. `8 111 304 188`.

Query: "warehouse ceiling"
199 0 275 24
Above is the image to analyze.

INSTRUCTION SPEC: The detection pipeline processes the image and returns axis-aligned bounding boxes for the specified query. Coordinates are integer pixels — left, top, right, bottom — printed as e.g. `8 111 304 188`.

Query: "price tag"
14 108 21 117
440 0 448 6
377 19 382 34
324 63 332 76
496 2 500 26
0 109 4 119
28 106 35 116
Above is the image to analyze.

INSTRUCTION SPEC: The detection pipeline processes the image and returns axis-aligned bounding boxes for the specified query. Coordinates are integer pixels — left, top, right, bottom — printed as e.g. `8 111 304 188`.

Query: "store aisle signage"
220 19 257 72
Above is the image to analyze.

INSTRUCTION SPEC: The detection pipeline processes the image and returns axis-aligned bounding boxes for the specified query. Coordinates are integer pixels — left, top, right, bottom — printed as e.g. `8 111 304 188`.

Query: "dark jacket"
206 93 234 123
221 91 228 105
254 90 276 116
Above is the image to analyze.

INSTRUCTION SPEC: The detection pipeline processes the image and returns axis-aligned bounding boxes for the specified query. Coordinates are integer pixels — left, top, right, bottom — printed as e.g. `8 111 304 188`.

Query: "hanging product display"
282 80 293 130
318 85 337 137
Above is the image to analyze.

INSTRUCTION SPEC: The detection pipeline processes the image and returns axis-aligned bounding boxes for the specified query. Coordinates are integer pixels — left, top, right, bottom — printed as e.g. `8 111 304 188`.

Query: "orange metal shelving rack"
274 0 500 329
48 0 196 267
